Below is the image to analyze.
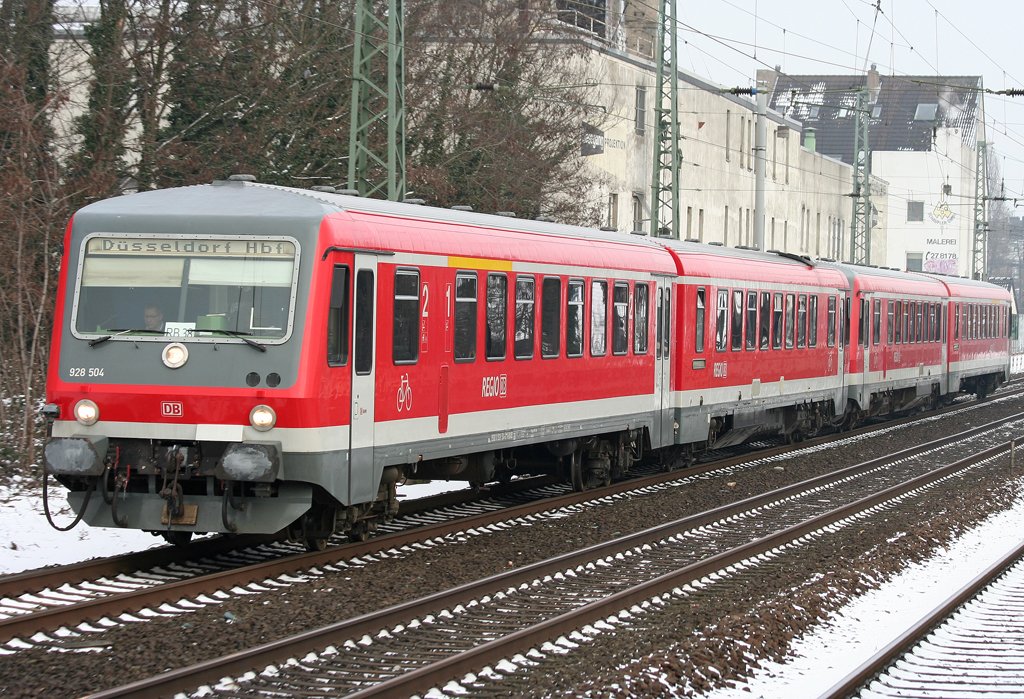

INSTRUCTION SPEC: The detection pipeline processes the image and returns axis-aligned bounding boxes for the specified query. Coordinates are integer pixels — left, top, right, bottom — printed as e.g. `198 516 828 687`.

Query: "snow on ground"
705 491 1024 699
0 478 470 576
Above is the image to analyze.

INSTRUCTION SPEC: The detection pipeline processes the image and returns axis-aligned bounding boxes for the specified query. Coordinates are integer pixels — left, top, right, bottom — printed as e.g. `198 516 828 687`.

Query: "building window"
914 103 938 121
906 252 923 272
635 86 646 135
725 110 731 162
631 193 643 233
606 193 618 230
907 201 924 222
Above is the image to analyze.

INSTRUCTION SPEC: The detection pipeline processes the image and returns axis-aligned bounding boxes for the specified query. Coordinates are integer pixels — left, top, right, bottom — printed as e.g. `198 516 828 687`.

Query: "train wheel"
161 531 192 547
569 451 586 492
347 521 370 543
305 536 329 551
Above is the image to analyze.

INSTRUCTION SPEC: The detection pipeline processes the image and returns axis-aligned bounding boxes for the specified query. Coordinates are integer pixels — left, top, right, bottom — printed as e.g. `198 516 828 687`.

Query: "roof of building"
766 72 982 165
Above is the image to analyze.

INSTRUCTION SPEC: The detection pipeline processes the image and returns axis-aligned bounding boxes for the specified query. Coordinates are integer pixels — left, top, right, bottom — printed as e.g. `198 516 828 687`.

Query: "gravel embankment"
1 396 1023 697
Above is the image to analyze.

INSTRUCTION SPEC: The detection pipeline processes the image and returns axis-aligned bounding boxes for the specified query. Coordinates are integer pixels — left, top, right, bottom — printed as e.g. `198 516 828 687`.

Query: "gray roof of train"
75 179 667 251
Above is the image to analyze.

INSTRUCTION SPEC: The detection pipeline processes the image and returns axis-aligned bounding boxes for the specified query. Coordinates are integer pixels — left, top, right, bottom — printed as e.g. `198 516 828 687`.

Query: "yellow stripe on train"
447 256 514 271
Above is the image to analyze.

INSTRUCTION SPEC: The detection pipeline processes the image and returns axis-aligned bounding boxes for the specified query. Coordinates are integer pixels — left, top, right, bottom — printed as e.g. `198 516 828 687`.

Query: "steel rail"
6 386 1017 604
84 427 1021 698
6 405 1021 648
821 528 1024 698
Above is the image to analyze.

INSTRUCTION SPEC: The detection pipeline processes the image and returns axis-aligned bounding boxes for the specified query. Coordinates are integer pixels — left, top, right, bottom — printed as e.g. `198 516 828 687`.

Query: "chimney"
867 63 881 102
756 65 781 94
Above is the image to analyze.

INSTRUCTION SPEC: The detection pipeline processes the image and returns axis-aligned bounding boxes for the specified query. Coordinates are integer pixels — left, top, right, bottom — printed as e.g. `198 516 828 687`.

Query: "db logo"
161 401 184 417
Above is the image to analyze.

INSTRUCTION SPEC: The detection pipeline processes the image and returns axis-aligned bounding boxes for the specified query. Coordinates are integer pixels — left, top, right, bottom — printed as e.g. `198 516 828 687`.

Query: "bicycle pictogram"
397 373 413 412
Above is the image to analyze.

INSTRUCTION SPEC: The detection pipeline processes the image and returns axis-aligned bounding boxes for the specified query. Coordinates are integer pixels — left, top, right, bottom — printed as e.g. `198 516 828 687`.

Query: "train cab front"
43 226 320 545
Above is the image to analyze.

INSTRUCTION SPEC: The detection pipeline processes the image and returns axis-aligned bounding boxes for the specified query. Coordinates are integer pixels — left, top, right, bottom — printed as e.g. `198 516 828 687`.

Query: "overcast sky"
676 0 1024 206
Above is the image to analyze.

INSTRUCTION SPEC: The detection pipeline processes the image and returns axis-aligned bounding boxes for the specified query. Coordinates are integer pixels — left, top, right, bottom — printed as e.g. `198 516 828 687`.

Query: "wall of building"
576 45 854 261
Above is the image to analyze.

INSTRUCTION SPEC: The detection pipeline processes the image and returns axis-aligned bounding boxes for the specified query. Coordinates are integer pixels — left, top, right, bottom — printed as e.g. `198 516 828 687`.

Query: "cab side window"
327 265 350 366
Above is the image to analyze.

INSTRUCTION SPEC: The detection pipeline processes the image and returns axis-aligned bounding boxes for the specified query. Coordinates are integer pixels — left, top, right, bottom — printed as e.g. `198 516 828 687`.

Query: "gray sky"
676 0 1024 206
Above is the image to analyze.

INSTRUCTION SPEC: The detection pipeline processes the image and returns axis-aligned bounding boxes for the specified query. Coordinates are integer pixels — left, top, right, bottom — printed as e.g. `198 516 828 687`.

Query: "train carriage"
939 275 1012 399
44 178 676 544
661 244 852 453
42 178 1015 546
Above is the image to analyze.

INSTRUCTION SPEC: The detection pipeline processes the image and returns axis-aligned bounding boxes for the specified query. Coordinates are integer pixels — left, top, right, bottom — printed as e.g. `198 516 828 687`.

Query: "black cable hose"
42 468 93 532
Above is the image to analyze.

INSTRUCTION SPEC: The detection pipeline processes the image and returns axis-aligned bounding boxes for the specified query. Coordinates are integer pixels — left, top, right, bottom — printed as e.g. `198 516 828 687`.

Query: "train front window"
74 235 298 343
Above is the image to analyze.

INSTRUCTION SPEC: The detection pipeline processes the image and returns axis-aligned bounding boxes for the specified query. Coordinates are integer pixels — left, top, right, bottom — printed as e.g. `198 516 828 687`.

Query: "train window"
634 283 649 354
785 294 795 349
612 282 629 355
886 300 894 346
695 287 706 353
716 290 729 351
354 269 374 375
894 301 902 344
656 288 663 359
916 302 924 343
745 291 757 351
826 296 836 348
731 290 743 351
954 303 960 340
486 273 508 361
772 293 783 349
872 299 881 346
842 296 851 347
591 280 608 356
567 279 585 358
663 290 670 358
808 295 818 348
859 299 868 348
797 294 807 348
759 292 770 350
541 277 562 358
393 269 420 364
327 265 350 367
454 272 477 362
903 302 911 343
514 276 535 360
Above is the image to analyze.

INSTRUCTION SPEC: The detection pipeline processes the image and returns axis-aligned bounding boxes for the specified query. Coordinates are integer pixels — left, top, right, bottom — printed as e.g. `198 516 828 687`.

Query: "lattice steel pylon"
649 0 680 239
347 0 405 200
972 140 988 279
849 88 871 264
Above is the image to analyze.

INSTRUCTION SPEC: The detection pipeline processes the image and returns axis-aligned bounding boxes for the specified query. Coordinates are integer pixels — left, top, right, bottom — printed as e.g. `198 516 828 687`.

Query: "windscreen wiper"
88 328 163 347
199 328 267 352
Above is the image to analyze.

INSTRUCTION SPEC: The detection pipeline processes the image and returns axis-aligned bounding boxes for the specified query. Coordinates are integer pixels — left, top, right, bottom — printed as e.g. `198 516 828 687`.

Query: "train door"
652 278 673 447
349 254 378 504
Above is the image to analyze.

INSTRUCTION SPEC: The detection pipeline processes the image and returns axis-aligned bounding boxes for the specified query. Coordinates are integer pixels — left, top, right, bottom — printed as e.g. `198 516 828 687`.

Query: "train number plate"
161 503 199 526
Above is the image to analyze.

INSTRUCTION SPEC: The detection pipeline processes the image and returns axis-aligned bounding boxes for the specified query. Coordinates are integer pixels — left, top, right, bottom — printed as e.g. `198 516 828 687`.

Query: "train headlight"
74 399 99 426
162 342 189 369
249 405 277 431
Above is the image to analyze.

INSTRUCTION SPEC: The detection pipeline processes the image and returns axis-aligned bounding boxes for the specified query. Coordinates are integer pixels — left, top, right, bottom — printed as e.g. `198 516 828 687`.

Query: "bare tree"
405 0 606 224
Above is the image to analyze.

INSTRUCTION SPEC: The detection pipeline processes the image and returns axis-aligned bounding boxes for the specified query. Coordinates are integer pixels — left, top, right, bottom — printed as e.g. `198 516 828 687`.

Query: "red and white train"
43 178 1013 546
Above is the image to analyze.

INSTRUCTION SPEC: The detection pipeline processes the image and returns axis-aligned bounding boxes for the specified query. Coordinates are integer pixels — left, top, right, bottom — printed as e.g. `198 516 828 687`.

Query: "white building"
766 66 984 276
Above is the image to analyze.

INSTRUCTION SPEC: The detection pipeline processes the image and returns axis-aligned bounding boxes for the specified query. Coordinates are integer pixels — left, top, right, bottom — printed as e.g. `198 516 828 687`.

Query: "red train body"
42 181 1013 545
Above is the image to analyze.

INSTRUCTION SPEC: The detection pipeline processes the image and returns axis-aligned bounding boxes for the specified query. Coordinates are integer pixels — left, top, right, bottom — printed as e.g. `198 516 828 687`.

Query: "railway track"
83 413 1024 698
2 389 1020 656
3 389 1019 656
823 538 1024 699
